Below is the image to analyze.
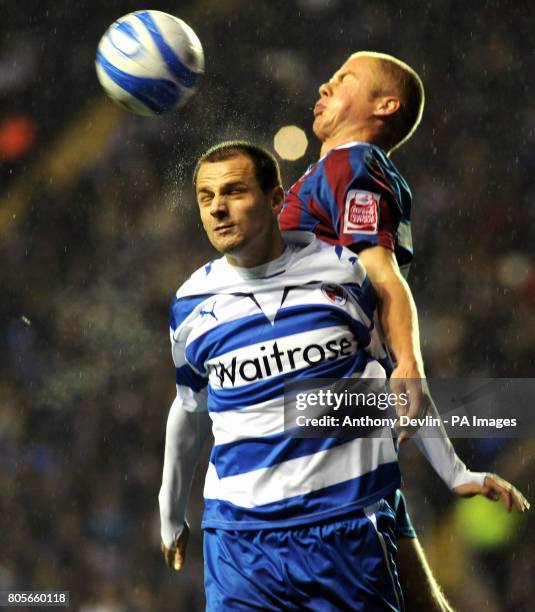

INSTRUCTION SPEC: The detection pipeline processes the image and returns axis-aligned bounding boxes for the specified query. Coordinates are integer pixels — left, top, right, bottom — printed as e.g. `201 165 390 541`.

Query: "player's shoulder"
290 143 378 193
328 141 410 200
314 141 392 188
169 257 225 329
175 258 223 296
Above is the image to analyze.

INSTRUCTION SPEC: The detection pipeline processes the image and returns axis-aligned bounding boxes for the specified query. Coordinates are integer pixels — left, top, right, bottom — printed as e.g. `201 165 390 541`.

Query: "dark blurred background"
1 0 534 610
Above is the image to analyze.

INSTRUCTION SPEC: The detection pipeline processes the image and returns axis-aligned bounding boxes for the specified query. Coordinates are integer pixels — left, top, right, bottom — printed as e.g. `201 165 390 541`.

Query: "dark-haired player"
161 141 408 610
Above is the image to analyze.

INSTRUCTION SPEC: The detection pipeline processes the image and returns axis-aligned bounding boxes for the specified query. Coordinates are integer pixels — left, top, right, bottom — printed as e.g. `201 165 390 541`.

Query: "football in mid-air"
95 10 204 116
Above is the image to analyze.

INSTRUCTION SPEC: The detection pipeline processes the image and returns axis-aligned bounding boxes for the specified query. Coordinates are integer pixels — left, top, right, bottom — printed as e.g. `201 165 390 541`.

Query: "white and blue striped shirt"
169 231 400 529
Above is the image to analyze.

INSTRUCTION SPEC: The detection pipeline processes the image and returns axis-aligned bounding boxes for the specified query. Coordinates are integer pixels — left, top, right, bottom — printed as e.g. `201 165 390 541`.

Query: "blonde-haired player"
280 50 528 611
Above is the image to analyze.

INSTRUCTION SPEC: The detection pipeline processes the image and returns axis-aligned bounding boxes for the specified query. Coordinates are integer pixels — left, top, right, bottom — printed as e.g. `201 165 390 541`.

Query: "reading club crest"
321 283 347 306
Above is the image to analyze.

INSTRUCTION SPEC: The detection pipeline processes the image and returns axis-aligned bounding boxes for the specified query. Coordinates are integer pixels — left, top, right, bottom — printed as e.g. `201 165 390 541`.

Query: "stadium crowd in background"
1 1 534 610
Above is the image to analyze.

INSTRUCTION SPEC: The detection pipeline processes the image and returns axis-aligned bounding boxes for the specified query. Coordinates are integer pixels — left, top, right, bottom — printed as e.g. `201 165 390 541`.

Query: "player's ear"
374 96 400 117
271 186 285 214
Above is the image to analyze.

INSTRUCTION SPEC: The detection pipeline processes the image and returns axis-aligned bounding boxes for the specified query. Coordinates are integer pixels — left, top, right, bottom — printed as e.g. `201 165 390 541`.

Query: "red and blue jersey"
279 141 413 273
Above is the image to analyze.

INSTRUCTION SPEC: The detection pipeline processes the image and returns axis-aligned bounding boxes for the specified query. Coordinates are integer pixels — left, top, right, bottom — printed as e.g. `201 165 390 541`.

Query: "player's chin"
312 119 327 140
210 235 243 255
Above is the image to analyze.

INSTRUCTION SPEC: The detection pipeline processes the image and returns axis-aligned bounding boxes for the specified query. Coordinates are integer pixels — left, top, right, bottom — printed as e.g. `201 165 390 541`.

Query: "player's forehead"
333 55 377 79
196 154 256 190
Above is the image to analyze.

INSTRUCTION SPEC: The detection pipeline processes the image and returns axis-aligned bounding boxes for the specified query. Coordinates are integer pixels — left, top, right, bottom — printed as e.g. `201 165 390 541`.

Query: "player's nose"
210 195 228 218
318 81 332 97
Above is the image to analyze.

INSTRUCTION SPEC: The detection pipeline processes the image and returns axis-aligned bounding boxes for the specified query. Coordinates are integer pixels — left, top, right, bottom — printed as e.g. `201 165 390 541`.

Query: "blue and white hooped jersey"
169 231 401 530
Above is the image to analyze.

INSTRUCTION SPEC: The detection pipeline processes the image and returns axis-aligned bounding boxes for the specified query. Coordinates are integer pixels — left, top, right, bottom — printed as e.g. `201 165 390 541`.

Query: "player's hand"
161 523 190 571
453 473 530 513
390 360 428 444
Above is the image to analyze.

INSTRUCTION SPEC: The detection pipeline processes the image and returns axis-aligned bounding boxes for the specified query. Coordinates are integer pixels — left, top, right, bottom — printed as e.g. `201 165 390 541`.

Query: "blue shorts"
204 499 404 611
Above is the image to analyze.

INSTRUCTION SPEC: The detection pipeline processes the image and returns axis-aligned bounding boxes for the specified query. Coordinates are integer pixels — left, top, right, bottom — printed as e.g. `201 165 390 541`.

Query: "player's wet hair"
350 51 425 154
194 141 282 193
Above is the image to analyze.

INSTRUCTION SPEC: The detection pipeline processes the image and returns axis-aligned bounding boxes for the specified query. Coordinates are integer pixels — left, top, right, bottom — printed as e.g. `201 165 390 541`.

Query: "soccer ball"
95 10 204 116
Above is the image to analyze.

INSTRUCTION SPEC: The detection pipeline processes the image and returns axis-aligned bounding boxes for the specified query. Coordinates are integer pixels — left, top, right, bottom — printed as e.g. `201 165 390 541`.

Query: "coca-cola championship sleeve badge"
343 190 380 234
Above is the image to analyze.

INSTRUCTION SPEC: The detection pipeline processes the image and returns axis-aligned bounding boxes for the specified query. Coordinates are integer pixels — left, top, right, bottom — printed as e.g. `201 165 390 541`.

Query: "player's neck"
319 128 384 157
226 231 286 269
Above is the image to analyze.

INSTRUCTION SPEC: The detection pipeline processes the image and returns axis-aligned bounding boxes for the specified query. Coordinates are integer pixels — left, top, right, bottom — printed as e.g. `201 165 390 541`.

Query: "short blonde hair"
350 51 425 154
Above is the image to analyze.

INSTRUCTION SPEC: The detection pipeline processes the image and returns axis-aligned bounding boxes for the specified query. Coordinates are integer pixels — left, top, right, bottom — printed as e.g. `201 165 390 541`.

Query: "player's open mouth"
313 102 325 116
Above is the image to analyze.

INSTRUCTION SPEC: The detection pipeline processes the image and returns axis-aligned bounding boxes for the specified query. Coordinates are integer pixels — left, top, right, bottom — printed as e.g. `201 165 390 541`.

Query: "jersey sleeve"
169 293 209 412
412 392 486 490
159 391 212 547
325 145 401 251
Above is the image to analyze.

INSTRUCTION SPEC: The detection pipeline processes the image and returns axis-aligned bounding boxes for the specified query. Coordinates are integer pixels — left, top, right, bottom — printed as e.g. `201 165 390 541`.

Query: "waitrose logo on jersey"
206 327 357 388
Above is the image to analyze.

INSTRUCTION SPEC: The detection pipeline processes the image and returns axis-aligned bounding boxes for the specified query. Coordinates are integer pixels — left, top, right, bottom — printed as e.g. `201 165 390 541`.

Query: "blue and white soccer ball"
95 10 204 116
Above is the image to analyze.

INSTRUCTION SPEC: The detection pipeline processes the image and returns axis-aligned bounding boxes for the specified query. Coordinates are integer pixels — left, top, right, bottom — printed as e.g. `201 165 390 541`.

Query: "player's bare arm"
357 244 428 441
357 245 422 372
